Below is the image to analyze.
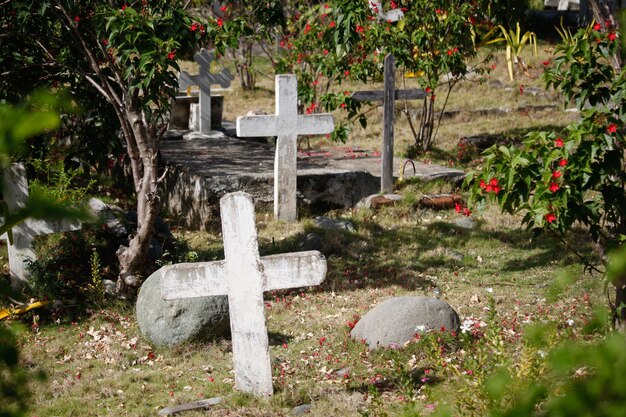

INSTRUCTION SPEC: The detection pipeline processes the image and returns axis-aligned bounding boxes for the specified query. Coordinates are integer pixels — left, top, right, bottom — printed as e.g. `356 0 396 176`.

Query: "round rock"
350 296 460 350
136 269 230 346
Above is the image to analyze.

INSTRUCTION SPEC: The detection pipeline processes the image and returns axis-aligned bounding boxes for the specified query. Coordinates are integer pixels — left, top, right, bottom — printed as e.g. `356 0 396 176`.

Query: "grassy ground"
6 44 613 416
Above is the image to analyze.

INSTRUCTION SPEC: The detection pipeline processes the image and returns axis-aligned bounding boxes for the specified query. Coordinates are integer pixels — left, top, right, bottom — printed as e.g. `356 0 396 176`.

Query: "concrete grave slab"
159 138 465 230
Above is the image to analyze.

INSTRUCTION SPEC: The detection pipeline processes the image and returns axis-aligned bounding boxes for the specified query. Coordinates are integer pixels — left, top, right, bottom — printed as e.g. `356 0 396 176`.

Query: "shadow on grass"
182 212 596 297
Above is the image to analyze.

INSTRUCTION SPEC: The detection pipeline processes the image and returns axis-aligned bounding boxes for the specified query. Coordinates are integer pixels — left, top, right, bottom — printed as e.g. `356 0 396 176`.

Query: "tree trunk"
589 0 623 71
615 277 626 330
416 95 436 152
115 104 162 295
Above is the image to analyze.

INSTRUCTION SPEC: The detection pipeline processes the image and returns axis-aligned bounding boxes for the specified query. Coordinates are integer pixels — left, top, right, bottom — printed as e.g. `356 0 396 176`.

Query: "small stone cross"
179 49 234 132
236 75 334 222
1 164 81 288
160 191 327 396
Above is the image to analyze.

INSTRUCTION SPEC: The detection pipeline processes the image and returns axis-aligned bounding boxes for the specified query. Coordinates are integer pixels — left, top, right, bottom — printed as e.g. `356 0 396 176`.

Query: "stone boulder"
350 296 460 350
136 268 230 346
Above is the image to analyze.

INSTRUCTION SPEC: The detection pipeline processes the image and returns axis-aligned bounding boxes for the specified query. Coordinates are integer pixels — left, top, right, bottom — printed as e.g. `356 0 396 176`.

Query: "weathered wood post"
351 58 425 194
382 53 396 194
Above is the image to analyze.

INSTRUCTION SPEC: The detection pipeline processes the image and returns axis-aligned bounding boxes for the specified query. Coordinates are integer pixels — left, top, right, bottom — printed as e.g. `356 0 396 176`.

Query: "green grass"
4 43 613 417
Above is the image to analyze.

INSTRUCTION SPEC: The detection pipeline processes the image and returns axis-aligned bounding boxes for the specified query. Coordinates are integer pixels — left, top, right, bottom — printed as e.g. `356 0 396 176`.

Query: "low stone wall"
159 161 379 230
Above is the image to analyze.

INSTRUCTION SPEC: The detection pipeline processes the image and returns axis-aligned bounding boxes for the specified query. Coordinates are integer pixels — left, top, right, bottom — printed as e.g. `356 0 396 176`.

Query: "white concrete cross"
236 75 334 222
1 164 81 288
179 48 234 132
159 191 327 396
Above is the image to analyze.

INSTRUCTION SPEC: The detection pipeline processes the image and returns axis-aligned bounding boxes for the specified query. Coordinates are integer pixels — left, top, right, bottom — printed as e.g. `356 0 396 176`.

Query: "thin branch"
549 229 605 275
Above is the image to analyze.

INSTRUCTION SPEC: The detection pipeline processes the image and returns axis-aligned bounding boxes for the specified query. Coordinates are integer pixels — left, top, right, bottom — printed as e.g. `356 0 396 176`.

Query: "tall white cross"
236 75 334 222
179 49 234 132
1 164 81 288
159 192 327 396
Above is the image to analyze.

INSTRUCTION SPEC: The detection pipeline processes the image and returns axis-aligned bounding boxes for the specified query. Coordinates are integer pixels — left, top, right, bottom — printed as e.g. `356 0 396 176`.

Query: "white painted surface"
236 75 334 221
1 164 81 288
160 192 327 397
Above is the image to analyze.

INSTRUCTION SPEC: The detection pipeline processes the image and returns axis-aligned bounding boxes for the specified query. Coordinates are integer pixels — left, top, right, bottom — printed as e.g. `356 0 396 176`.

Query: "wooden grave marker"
179 48 234 132
160 192 327 396
1 164 81 288
351 54 426 193
236 75 334 222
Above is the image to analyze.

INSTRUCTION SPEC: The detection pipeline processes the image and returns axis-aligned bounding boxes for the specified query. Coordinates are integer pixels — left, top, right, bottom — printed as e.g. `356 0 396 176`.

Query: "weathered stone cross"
179 48 234 132
1 164 81 288
236 75 334 222
160 191 327 396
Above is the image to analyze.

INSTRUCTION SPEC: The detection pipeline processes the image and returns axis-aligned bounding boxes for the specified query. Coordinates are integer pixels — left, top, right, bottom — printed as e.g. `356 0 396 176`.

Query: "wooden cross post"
236 75 334 222
179 48 234 132
159 192 327 396
351 54 426 193
1 164 81 288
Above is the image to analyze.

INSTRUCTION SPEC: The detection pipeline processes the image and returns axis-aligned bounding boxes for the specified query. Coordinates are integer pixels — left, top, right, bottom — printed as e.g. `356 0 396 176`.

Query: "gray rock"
163 130 185 141
136 269 230 346
299 233 323 251
87 198 127 237
453 217 476 230
314 216 355 232
447 250 464 262
102 279 117 295
350 296 460 350
292 404 312 415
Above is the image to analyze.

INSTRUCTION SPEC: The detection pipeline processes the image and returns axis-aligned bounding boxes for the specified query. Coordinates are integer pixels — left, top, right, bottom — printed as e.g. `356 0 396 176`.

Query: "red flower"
356 25 365 33
479 179 486 189
559 158 567 167
519 85 524 95
329 21 336 28
549 182 560 192
554 137 564 147
542 60 550 66
425 87 432 93
167 51 176 60
304 24 311 34
463 207 472 217
101 38 109 46
190 22 199 31
323 49 329 55
491 63 496 70
344 70 350 76
492 185 501 194
609 32 617 41
220 5 227 12
594 22 602 31
74 16 80 22
545 213 557 223
217 18 223 27
455 203 462 213
607 123 618 134
489 178 499 187
552 170 562 179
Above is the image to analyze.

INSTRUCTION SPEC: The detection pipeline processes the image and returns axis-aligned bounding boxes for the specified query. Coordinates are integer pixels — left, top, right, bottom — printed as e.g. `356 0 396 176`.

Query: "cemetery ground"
3 45 613 416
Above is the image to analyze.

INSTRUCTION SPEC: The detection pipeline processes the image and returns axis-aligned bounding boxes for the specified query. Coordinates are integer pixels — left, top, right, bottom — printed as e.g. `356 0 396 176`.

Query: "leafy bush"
27 226 120 303
467 23 624 248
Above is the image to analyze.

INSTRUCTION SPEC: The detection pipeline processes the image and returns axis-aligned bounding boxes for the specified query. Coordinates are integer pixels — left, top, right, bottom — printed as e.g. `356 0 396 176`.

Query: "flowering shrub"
466 23 626 322
277 0 486 149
